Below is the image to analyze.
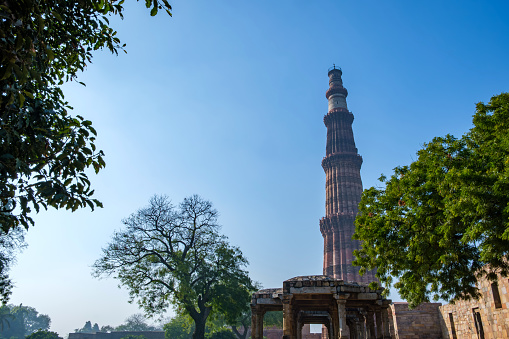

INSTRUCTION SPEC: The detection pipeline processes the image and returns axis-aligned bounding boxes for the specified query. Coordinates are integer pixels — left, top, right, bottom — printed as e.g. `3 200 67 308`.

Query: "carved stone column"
251 305 265 339
297 320 303 339
356 315 366 339
375 308 383 339
336 299 349 339
366 310 375 339
381 305 391 339
329 302 339 339
283 295 295 339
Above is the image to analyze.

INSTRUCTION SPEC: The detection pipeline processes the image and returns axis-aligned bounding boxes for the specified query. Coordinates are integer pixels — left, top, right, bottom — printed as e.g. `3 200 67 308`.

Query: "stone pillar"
251 306 264 339
283 296 295 339
330 303 339 339
356 316 366 339
337 299 349 339
354 320 362 339
297 321 303 339
375 308 383 339
366 310 375 339
381 303 391 339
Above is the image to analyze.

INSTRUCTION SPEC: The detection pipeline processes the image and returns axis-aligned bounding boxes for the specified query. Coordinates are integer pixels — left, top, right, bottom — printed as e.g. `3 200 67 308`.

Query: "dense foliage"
93 195 254 339
262 311 283 329
25 330 62 339
0 0 171 301
0 228 24 301
76 314 159 333
207 329 236 339
115 314 158 332
164 313 194 339
353 93 509 307
0 304 50 339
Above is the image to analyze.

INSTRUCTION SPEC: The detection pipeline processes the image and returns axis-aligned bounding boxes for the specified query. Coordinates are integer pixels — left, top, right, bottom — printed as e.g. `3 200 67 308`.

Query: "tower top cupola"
326 65 348 112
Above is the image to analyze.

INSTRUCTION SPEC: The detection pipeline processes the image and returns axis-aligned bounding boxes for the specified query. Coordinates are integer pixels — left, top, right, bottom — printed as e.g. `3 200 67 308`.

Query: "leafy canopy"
25 330 62 339
0 304 51 339
93 195 254 339
115 314 158 332
0 0 171 304
0 0 171 232
353 93 509 307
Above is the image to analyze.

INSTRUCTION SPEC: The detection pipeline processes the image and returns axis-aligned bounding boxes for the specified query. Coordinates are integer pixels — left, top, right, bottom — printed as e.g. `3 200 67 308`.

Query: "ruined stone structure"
251 276 391 339
439 272 509 339
389 303 443 339
320 67 376 283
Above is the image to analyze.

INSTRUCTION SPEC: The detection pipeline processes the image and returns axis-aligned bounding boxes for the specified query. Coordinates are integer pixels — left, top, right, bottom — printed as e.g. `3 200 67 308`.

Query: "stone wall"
439 273 509 339
389 302 443 339
69 331 165 339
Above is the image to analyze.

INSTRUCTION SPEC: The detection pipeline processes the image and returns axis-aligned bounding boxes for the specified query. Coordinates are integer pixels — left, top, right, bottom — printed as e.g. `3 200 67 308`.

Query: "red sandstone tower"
320 67 376 283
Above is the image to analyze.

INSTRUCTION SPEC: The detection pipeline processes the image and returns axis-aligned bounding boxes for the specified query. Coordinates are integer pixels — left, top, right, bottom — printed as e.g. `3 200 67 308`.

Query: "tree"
164 314 194 339
100 325 115 333
0 0 172 302
75 321 94 333
0 304 50 339
207 329 236 339
213 283 259 339
353 93 509 307
0 228 25 302
262 312 283 329
115 314 157 332
23 306 51 336
93 195 254 339
25 330 62 339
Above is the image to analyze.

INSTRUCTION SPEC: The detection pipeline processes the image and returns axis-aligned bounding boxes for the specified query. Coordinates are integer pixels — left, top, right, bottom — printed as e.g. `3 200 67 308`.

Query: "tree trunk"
193 318 207 339
232 315 250 339
232 325 248 339
190 305 211 339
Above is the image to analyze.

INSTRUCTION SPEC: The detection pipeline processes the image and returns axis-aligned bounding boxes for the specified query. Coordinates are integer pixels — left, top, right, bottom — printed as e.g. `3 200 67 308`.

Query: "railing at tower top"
328 64 342 72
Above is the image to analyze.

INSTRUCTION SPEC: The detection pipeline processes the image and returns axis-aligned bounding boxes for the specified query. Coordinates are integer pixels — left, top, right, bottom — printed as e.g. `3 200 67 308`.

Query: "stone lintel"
356 292 379 300
289 286 336 294
255 298 283 305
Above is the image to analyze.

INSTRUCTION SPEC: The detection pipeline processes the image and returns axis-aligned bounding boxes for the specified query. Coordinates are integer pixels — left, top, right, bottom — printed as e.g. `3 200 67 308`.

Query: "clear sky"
9 0 509 336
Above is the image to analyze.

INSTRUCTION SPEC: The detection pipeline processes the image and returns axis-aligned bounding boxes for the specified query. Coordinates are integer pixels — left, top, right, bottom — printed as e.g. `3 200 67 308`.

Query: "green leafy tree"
213 283 259 339
164 314 194 339
0 228 25 302
22 306 51 336
262 312 282 329
25 330 62 339
0 305 13 331
115 314 157 332
207 329 236 339
0 304 50 339
100 325 115 333
93 195 254 339
0 0 172 301
353 93 509 307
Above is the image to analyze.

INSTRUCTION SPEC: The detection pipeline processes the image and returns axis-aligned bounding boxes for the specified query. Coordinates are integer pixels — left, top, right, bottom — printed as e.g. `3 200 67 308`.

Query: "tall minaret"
319 67 376 283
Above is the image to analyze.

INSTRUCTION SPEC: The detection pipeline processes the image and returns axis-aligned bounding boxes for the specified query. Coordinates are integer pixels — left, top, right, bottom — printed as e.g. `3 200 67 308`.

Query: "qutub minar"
320 66 376 283
249 68 471 339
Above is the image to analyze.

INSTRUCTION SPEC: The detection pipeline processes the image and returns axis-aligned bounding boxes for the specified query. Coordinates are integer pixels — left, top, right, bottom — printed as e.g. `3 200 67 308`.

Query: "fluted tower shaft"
319 67 376 283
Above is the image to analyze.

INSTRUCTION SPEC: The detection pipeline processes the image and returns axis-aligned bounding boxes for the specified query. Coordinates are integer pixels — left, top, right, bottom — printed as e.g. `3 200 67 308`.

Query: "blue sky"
9 0 509 336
